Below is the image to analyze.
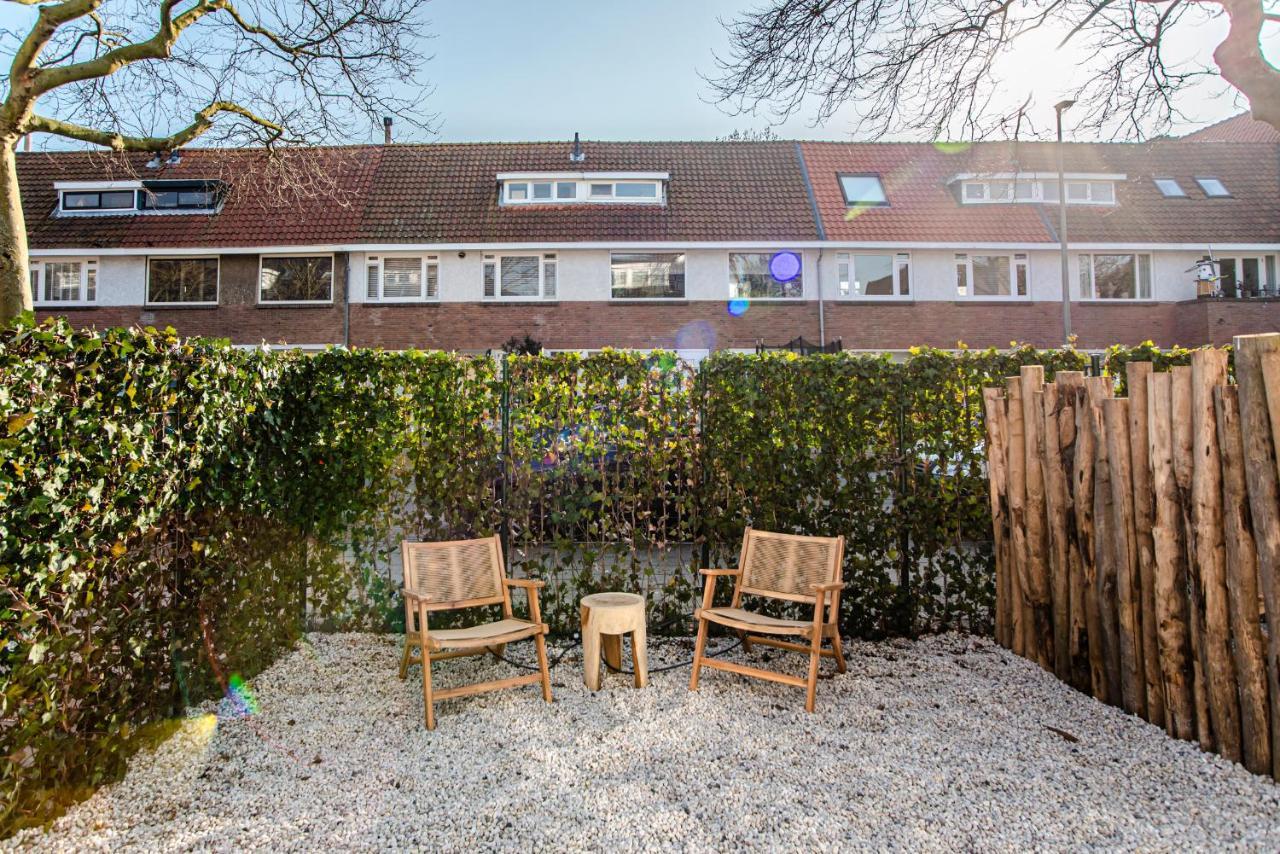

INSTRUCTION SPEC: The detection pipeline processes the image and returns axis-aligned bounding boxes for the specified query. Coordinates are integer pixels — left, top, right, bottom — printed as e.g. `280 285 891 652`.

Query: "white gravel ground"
7 631 1280 852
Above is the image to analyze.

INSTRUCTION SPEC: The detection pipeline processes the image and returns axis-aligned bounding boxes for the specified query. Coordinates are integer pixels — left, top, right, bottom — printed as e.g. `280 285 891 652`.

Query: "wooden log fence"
982 334 1280 780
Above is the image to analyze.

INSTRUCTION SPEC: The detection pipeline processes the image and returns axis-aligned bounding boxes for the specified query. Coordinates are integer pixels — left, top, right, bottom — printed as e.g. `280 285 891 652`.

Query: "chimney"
383 117 393 145
570 132 585 163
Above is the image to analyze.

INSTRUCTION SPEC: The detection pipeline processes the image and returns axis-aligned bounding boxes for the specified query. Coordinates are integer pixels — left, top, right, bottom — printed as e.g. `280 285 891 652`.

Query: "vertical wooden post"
1126 362 1165 727
1190 349 1241 762
1086 376 1122 705
1147 372 1195 741
983 387 1012 648
1005 376 1028 658
1021 365 1053 670
1056 371 1090 691
1040 383 1072 680
1215 385 1273 775
1104 398 1146 718
1234 334 1280 779
1171 365 1213 751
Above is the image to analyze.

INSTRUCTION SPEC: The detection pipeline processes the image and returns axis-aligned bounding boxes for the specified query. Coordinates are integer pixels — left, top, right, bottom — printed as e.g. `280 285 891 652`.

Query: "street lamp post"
1055 99 1076 346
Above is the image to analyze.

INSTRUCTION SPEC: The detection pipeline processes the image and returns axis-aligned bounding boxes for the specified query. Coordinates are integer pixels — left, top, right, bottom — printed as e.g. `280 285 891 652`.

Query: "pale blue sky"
0 0 1264 144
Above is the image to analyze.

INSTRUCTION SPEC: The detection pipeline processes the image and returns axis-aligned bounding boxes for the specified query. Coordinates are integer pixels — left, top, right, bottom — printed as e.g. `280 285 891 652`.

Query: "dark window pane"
149 258 218 303
260 256 333 302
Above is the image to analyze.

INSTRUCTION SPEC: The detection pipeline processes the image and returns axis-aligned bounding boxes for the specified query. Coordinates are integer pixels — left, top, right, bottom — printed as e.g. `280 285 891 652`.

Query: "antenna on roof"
570 132 585 163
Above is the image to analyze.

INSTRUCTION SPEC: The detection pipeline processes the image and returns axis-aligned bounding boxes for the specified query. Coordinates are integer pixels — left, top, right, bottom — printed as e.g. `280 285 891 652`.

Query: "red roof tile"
1183 113 1280 143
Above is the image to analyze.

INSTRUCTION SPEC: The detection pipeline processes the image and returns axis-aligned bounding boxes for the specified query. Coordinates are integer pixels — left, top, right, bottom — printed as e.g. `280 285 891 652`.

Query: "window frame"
1214 254 1274 297
1195 176 1232 198
953 252 1030 300
257 253 336 305
1078 252 1154 301
959 178 1116 206
727 251 805 301
835 251 912 300
1153 177 1187 198
837 173 890 207
364 253 439 302
146 255 220 307
502 178 663 205
609 251 687 300
30 257 99 306
60 190 136 212
482 252 558 300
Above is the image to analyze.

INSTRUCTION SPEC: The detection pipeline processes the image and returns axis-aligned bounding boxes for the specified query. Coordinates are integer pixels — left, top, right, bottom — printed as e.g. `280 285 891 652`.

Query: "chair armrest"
402 589 432 605
699 568 742 577
504 577 546 590
810 582 845 594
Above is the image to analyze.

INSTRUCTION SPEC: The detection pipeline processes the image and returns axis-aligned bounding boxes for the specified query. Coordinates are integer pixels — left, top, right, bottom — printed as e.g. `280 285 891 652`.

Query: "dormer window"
955 173 1120 206
498 172 667 206
55 179 225 215
63 190 135 211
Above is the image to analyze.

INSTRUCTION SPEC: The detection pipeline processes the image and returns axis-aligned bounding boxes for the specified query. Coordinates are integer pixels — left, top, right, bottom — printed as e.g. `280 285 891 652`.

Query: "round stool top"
581 591 644 610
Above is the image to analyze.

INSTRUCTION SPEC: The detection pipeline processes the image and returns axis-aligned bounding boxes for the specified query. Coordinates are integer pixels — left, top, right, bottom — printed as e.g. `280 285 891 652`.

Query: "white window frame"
609 252 687 300
1153 177 1187 198
499 173 667 206
954 253 1030 300
482 253 558 300
146 256 220 306
364 254 438 302
728 251 805 301
959 178 1116 206
1215 255 1274 297
1195 176 1231 198
1078 252 1154 301
258 253 335 305
835 252 911 299
30 257 98 306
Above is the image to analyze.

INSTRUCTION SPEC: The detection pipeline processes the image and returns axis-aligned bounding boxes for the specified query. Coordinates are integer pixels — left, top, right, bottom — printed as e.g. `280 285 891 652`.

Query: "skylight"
839 174 888 206
1196 177 1231 198
1153 178 1186 198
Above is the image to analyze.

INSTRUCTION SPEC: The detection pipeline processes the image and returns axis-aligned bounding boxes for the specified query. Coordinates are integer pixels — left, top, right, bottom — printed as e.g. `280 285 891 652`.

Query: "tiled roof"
800 140 1280 244
1183 113 1280 143
358 141 819 243
19 147 382 249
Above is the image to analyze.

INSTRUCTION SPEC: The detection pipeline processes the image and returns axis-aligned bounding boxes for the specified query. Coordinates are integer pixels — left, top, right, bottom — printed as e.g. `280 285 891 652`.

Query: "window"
62 190 134 211
507 183 529 201
31 259 97 304
259 255 333 303
1154 178 1186 198
532 183 553 200
482 253 557 299
556 182 576 200
1216 256 1275 298
959 177 1115 205
611 253 685 299
963 183 987 201
365 255 438 301
837 253 910 298
147 257 218 304
139 184 220 210
1196 177 1230 198
838 174 888 206
500 175 665 205
615 183 658 198
955 254 1028 298
1079 253 1152 300
729 252 803 299
589 184 613 197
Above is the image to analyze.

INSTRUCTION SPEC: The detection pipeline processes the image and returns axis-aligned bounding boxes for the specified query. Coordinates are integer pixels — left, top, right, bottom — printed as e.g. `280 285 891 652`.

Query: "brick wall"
36 293 1280 351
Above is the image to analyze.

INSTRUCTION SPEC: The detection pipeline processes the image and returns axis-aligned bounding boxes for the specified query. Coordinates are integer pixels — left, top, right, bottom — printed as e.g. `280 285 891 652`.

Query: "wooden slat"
1021 365 1053 670
1074 377 1108 702
1055 371 1091 691
1005 376 1029 658
433 672 542 701
1147 371 1195 741
1171 364 1213 751
1126 362 1165 728
701 656 809 687
1215 385 1274 775
1087 377 1122 705
1040 383 1073 680
1235 334 1280 779
1190 349 1241 762
1103 398 1146 718
983 387 1013 649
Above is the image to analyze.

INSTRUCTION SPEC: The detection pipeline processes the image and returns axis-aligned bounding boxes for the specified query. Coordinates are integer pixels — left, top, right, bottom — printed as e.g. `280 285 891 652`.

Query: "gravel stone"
7 632 1280 852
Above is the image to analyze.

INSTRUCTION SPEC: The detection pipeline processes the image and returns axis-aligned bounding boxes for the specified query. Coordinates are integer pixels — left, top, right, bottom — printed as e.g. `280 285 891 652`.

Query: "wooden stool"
580 592 648 691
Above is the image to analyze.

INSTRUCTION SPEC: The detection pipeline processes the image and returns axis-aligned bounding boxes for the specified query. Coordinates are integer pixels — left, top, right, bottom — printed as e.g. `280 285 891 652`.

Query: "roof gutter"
795 143 828 345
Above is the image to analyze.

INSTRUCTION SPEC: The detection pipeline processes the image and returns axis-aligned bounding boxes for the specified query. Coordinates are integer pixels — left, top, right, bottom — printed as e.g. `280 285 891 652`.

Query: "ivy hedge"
6 318 1182 833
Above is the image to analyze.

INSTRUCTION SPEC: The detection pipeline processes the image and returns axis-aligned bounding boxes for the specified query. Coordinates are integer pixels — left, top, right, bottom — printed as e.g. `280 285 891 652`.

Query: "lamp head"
1054 99 1077 113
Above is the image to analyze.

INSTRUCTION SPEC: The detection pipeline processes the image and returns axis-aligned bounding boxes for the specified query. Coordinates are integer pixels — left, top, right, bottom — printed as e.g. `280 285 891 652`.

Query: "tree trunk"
0 143 32 323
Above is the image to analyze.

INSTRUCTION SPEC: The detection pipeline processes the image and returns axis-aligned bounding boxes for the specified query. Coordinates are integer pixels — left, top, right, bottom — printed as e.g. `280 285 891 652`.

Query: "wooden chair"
398 535 552 729
689 527 846 712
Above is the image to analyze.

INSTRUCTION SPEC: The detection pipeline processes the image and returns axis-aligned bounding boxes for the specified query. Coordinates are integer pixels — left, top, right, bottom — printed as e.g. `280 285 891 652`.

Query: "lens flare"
224 674 260 718
675 320 716 350
933 141 971 155
769 251 802 283
727 299 749 317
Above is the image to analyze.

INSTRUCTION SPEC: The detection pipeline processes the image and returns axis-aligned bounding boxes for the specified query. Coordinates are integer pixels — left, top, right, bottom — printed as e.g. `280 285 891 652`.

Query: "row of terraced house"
20 113 1280 355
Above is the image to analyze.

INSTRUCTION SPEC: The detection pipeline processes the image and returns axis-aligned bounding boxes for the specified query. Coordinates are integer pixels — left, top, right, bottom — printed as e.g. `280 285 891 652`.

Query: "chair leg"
689 617 709 691
804 636 821 713
419 634 435 730
487 643 507 661
831 630 847 674
534 632 553 703
398 639 413 680
739 630 753 654
632 625 648 689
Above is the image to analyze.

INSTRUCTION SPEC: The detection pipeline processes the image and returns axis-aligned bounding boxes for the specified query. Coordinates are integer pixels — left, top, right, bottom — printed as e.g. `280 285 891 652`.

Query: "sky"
0 0 1273 145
